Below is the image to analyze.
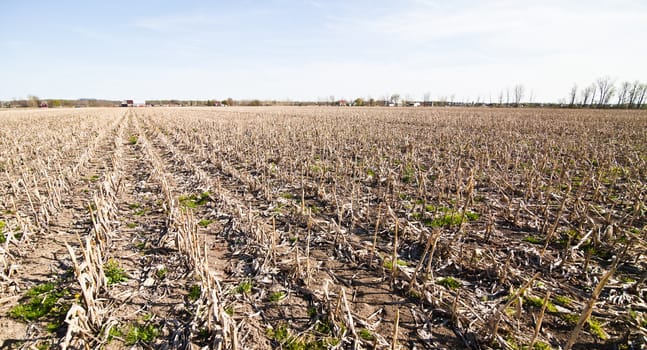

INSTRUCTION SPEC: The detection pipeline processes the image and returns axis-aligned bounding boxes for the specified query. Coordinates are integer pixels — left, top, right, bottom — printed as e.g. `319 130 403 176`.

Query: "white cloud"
332 1 647 49
317 0 647 101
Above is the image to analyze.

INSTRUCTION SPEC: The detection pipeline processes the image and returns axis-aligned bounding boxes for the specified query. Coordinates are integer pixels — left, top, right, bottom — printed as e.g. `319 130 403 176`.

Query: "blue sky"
2 0 646 102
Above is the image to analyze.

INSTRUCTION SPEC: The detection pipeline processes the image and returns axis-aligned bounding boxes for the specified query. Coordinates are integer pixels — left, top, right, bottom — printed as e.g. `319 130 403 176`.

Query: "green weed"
179 192 210 208
196 328 211 341
383 258 408 270
620 276 636 283
553 295 572 307
107 326 123 341
46 320 63 333
524 296 557 313
198 219 213 227
437 277 461 290
588 318 608 340
465 211 480 221
125 323 158 345
401 164 416 183
424 211 476 228
280 192 294 200
269 291 286 302
523 236 544 244
0 220 5 243
104 259 128 285
307 307 317 318
266 324 328 350
236 280 252 294
10 282 70 330
156 268 168 280
359 328 374 341
267 323 289 342
314 319 332 334
188 285 201 301
560 313 578 325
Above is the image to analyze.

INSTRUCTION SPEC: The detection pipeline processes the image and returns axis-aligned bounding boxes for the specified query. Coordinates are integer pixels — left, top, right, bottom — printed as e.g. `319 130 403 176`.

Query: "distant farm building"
121 100 134 107
40 101 48 108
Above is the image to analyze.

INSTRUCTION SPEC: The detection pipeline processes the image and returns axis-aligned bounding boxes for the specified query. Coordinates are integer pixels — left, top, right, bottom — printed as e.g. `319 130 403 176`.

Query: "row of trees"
1 96 119 108
497 84 527 105
4 79 646 109
567 77 647 109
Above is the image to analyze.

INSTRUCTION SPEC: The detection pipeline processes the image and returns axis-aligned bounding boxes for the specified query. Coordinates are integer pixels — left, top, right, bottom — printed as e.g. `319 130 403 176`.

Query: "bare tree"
627 81 641 108
596 76 615 107
590 84 597 107
404 94 413 105
569 84 577 106
382 94 390 105
616 81 631 107
498 91 504 105
580 85 593 107
513 84 524 105
505 87 510 105
637 84 647 109
603 86 616 105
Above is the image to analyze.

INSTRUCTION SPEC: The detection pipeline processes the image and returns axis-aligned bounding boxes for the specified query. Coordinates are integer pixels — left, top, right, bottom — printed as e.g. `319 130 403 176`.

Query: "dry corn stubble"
0 106 645 348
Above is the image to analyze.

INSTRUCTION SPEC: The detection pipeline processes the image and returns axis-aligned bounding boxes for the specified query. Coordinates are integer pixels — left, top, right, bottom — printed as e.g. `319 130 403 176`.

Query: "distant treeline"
563 77 647 109
2 91 646 110
1 97 120 108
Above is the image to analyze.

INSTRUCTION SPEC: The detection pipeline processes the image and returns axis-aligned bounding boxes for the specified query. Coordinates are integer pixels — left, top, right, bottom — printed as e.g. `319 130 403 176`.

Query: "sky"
2 0 646 102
